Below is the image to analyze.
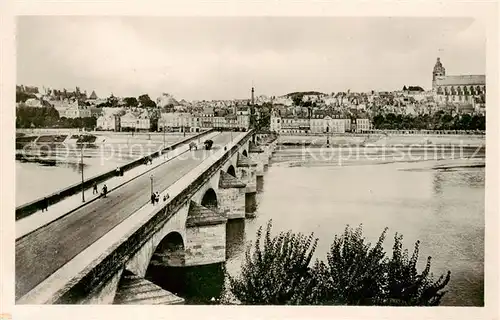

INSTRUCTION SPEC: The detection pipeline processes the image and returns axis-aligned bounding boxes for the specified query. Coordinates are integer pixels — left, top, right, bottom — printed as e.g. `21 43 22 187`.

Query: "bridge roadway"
15 132 234 300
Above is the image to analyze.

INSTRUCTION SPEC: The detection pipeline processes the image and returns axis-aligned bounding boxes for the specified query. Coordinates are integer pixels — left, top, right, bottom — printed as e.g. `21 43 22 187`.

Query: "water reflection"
146 263 225 305
256 176 264 193
226 219 245 261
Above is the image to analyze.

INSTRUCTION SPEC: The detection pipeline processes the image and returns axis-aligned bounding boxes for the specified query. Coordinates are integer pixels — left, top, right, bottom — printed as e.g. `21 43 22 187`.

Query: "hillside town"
16 58 486 133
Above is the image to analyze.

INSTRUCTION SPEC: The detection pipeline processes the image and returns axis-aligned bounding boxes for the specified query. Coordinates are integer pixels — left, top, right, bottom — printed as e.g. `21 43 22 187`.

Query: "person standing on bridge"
102 184 108 198
151 193 156 205
92 182 98 195
41 197 49 212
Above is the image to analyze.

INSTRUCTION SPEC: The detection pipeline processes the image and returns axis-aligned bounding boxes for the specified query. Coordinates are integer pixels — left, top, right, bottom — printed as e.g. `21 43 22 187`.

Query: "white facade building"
271 112 348 134
120 112 138 130
96 115 118 131
64 101 92 118
356 119 371 132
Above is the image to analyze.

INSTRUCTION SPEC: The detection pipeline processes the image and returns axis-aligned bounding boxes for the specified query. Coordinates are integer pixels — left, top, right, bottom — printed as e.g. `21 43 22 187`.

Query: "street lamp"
150 174 154 195
163 123 166 160
80 135 85 202
326 123 331 147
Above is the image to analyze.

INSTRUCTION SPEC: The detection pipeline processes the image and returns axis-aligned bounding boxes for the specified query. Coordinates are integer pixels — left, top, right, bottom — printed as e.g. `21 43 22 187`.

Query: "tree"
227 221 452 306
313 226 451 306
311 225 387 305
124 97 139 108
372 114 385 129
291 95 302 106
227 220 318 305
16 106 60 128
138 94 157 108
381 233 451 306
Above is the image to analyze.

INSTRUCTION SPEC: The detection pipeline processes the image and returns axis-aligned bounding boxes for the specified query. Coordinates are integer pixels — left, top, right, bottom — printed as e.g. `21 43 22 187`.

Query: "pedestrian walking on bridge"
92 182 98 195
41 197 49 212
102 184 108 198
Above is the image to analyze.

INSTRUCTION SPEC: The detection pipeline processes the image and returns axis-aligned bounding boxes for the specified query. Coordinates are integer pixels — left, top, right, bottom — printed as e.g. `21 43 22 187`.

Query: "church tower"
251 87 255 105
432 57 446 90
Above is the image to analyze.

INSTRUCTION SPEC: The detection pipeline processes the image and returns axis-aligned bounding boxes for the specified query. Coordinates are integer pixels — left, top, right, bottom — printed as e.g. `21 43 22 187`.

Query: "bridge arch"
242 149 248 157
201 188 218 210
227 165 236 177
144 231 186 296
148 231 185 268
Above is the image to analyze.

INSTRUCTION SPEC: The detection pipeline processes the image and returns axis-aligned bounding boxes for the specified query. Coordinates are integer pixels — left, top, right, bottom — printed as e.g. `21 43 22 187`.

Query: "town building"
64 100 91 118
120 112 138 130
96 114 121 131
160 112 200 132
356 119 371 132
136 112 151 131
271 111 350 134
119 111 150 131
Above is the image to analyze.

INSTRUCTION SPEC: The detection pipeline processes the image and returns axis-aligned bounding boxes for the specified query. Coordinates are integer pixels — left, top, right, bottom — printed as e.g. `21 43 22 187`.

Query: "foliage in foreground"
227 220 451 306
227 221 318 304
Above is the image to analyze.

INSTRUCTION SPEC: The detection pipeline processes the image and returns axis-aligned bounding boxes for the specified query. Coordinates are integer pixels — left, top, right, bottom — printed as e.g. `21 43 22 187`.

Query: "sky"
16 16 485 101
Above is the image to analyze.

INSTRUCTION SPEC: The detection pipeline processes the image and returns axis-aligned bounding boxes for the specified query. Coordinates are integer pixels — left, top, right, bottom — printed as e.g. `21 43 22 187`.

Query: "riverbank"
277 133 485 147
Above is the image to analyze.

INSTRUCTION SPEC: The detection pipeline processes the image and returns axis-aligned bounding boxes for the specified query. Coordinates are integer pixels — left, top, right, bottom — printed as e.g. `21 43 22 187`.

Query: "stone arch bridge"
17 131 277 305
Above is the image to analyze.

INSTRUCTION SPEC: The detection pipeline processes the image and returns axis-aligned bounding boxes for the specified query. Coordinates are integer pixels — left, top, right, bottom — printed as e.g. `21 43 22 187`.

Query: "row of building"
96 109 251 132
270 112 371 134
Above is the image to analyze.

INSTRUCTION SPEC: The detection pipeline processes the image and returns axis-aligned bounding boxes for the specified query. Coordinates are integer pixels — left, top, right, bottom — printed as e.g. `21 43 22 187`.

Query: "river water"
15 132 192 206
221 145 485 306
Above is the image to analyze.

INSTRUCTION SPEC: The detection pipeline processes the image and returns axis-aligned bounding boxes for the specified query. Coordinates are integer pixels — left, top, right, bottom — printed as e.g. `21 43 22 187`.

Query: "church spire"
432 57 446 89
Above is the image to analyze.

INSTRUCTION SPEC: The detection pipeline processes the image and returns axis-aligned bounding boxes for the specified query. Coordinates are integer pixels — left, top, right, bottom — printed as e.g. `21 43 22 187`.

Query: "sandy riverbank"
277 134 485 147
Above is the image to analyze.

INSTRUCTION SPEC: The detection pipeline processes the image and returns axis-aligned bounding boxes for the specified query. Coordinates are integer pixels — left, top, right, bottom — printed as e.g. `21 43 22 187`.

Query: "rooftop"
435 75 486 86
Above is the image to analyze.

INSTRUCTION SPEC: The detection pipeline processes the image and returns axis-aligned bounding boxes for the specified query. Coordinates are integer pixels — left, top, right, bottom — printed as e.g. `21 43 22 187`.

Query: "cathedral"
432 57 485 105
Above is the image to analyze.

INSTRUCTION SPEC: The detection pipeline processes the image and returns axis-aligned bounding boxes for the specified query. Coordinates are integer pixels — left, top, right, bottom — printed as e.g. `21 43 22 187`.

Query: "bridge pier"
249 142 266 176
185 201 227 266
236 153 258 217
218 170 247 219
249 142 267 192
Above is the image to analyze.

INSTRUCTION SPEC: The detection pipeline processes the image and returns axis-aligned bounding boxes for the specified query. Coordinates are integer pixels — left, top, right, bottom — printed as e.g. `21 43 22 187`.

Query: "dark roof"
186 201 226 227
219 171 246 189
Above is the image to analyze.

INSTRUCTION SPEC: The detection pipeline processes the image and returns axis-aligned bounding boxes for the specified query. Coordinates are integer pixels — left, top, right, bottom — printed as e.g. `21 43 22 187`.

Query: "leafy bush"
311 225 388 305
227 221 451 306
381 233 451 306
227 220 319 305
